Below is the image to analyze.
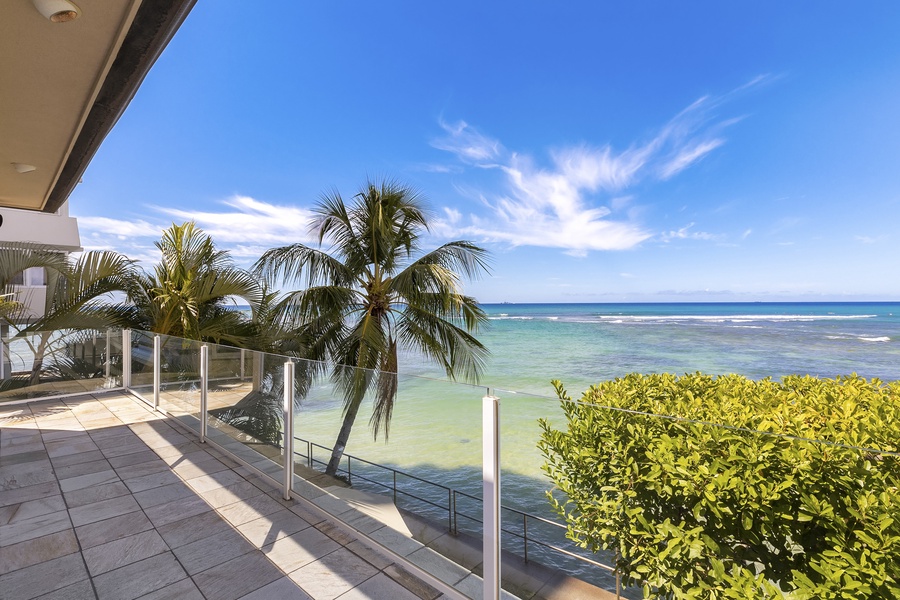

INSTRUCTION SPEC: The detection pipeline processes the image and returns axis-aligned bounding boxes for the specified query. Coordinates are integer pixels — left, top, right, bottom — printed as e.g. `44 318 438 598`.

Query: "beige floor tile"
58 468 119 492
0 529 79 575
192 551 283 600
68 493 140 527
137 577 205 600
92 552 186 600
172 528 256 575
288 547 378 600
156 509 234 549
75 510 154 549
217 492 284 527
144 494 211 527
0 509 71 546
0 553 89 600
236 508 312 547
238 576 312 600
64 480 131 508
0 494 65 526
83 529 169 576
335 572 422 600
262 526 341 573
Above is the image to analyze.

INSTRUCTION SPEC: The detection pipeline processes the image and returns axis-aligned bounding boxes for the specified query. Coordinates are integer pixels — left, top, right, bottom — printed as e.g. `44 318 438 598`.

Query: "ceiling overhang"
0 0 197 213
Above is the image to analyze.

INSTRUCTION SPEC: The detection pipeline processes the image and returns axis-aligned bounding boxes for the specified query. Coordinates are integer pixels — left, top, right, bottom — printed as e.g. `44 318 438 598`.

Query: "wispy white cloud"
77 216 162 238
660 223 721 243
430 77 768 253
412 163 463 174
855 234 888 244
75 195 317 268
156 195 316 245
431 119 504 164
658 138 724 179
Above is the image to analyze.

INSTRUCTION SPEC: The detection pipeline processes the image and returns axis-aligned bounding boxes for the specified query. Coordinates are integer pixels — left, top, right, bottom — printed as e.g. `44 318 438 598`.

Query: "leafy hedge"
538 373 900 599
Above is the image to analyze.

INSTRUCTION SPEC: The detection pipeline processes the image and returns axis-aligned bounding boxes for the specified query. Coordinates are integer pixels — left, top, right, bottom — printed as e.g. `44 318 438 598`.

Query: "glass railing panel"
493 386 615 599
0 327 122 402
105 328 124 387
129 329 155 397
156 334 204 432
290 365 486 590
205 347 287 477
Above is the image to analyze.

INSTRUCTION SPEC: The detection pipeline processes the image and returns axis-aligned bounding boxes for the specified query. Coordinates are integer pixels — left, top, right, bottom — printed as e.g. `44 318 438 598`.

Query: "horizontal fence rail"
292 434 615 574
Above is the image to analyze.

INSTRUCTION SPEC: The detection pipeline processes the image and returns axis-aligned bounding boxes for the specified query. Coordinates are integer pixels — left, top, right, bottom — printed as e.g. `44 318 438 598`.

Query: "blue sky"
71 1 900 302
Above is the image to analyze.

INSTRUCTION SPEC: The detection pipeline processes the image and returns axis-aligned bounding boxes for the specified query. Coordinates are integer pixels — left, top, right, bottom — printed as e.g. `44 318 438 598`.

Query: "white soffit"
0 0 143 211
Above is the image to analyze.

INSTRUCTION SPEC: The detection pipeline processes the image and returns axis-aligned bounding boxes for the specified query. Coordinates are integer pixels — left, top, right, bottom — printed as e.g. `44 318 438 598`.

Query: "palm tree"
0 243 69 323
2 245 137 386
130 222 262 346
255 179 490 476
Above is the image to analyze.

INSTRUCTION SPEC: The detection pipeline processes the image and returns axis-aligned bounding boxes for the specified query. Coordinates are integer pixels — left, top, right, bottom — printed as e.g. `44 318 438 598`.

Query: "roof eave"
43 0 198 214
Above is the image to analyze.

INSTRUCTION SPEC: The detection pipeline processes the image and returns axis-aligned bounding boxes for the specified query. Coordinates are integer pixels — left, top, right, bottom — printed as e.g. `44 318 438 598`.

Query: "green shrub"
538 373 900 599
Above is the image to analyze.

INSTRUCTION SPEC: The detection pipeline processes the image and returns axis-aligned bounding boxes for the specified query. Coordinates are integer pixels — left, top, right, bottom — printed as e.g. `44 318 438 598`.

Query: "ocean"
292 301 900 584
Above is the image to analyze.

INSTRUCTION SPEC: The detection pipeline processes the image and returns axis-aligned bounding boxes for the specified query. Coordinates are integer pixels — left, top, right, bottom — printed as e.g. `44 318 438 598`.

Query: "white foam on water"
488 316 534 320
859 336 891 342
596 314 877 324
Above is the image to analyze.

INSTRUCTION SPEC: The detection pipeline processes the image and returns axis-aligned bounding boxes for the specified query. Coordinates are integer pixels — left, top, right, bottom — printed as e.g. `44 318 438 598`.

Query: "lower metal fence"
293 435 615 575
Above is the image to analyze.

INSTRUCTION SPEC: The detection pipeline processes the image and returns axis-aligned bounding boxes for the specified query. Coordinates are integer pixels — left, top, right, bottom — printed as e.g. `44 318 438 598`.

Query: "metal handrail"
292 434 617 575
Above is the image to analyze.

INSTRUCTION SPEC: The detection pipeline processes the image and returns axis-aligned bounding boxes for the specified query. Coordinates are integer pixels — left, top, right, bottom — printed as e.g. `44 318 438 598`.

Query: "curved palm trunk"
325 395 364 476
28 331 51 386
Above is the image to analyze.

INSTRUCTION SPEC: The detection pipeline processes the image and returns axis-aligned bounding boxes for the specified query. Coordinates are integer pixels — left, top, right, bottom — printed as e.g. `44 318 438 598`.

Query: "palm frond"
397 304 489 383
254 244 353 289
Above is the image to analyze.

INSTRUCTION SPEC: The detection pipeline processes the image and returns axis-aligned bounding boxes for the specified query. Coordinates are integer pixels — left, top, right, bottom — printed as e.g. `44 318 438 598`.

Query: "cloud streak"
76 196 317 268
430 77 767 253
156 195 316 245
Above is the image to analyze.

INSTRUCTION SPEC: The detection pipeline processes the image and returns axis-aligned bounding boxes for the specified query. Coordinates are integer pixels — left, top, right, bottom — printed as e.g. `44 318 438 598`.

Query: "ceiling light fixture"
32 0 81 23
13 163 37 174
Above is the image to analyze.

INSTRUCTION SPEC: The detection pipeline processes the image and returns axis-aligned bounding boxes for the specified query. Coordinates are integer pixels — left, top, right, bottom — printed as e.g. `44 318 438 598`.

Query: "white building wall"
0 202 81 251
1 201 80 323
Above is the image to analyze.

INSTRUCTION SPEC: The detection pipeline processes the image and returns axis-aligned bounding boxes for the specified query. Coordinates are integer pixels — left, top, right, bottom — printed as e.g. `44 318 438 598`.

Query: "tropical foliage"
255 179 490 475
1 244 137 385
539 373 900 600
129 222 261 346
0 243 69 322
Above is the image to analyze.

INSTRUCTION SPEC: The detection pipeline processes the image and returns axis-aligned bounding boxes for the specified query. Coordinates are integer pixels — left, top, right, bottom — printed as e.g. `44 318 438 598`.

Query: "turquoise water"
292 302 900 583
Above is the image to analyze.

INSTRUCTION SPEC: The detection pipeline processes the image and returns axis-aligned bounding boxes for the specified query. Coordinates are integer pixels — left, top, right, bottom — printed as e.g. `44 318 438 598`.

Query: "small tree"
539 373 900 599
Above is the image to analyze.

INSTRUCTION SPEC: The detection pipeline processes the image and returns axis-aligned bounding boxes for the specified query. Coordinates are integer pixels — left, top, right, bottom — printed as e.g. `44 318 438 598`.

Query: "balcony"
1 329 615 600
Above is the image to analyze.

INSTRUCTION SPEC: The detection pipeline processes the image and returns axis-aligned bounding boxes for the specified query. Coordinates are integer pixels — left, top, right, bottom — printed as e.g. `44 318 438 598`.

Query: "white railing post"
153 335 161 409
240 348 246 380
105 329 111 379
283 360 295 500
483 389 501 600
0 324 5 380
200 344 209 443
122 329 132 389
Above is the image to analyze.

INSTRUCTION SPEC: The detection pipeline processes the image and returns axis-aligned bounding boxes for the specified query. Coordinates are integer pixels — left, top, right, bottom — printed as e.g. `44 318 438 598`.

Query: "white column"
153 335 161 409
122 329 132 389
483 390 501 600
200 344 209 443
0 324 6 380
105 329 111 379
283 361 295 500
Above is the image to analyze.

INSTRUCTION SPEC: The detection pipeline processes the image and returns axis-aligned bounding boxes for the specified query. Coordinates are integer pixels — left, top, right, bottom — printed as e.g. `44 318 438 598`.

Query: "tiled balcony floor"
0 392 445 600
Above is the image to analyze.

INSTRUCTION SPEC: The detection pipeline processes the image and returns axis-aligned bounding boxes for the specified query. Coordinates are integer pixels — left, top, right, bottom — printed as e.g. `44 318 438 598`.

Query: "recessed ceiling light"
12 163 37 174
32 0 81 23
